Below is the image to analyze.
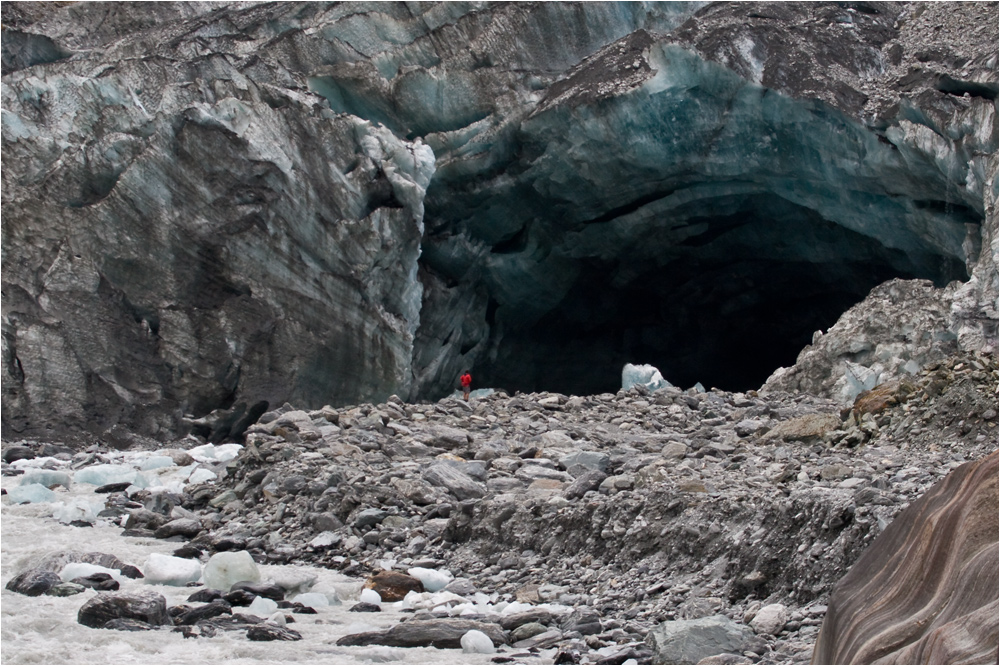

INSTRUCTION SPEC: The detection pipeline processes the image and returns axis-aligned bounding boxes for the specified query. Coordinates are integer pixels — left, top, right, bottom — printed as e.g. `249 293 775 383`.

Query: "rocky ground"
3 350 996 664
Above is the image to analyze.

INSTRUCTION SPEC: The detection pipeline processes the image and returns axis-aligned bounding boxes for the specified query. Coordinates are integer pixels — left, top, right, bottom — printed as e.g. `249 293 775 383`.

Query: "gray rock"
423 464 485 500
336 619 506 649
2 446 34 464
153 518 202 539
562 470 608 499
500 609 555 631
513 629 563 649
353 508 388 529
419 426 471 450
559 451 611 474
645 615 754 665
510 621 549 643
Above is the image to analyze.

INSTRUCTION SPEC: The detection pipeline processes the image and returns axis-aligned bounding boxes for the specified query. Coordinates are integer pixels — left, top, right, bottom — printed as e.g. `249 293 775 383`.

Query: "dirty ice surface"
0 449 512 665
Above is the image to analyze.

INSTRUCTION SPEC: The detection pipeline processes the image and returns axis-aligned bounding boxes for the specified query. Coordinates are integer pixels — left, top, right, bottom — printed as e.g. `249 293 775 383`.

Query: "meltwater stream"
0 448 557 665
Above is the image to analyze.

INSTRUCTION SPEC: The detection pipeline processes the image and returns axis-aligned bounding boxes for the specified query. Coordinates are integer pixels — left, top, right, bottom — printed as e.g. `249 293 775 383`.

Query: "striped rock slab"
812 450 998 664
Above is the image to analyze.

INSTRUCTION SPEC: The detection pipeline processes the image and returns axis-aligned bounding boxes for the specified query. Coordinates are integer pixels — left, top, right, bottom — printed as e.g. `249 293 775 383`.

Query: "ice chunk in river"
52 499 100 524
143 553 202 586
201 551 260 591
19 470 72 489
60 562 125 585
6 484 56 504
291 592 330 609
247 595 278 616
186 467 217 484
186 443 242 463
461 629 496 654
74 464 138 486
359 588 382 605
622 363 673 392
407 567 453 592
139 456 175 471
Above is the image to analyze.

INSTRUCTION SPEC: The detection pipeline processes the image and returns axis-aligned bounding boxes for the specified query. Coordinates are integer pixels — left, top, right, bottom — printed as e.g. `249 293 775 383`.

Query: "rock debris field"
2 351 997 665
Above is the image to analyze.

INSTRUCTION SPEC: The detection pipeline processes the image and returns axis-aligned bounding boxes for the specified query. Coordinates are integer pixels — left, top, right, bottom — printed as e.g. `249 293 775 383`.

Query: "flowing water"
0 451 519 665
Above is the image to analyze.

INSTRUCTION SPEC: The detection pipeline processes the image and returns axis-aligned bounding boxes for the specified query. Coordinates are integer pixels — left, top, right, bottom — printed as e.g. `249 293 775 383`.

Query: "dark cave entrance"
474 196 971 396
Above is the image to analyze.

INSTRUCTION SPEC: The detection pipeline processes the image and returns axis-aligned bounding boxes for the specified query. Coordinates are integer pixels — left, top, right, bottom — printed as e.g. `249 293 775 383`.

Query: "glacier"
1 2 996 438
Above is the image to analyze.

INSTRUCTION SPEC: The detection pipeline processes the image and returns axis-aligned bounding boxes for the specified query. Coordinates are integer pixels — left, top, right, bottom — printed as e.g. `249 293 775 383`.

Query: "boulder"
813 450 999 664
78 590 172 628
153 518 203 539
423 463 485 500
419 426 471 450
749 603 788 636
246 624 302 641
764 413 841 443
5 569 62 596
645 615 754 665
364 571 424 602
337 619 507 649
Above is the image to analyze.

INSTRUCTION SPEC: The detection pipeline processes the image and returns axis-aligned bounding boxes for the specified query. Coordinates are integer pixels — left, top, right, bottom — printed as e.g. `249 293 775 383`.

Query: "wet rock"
45 582 87 597
5 569 62 596
78 590 172 628
230 581 285 601
95 482 133 494
349 602 382 613
222 590 258 607
70 573 120 592
174 600 232 625
246 624 302 641
103 619 156 632
186 589 224 603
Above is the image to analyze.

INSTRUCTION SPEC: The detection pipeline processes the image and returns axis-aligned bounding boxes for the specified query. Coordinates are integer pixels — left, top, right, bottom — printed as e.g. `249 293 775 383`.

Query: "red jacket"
460 373 472 388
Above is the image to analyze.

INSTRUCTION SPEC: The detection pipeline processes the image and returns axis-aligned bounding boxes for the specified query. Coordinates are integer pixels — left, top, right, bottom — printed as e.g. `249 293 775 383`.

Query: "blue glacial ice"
142 553 202 586
6 484 57 504
201 551 260 591
19 470 72 489
622 363 674 392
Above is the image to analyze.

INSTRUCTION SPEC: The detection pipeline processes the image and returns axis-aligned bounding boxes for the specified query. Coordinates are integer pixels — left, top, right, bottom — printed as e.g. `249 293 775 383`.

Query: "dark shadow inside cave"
474 196 971 396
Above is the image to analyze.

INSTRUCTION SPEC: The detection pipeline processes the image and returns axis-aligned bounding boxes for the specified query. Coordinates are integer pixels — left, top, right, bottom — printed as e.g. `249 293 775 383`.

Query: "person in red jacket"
460 371 472 401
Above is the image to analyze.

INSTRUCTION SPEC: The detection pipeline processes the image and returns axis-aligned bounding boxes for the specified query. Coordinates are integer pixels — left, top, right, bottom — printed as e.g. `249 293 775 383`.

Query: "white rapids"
0 449 528 665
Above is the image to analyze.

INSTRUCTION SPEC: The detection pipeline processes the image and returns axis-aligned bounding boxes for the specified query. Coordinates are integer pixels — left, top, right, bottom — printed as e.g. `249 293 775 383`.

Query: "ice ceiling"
317 37 981 397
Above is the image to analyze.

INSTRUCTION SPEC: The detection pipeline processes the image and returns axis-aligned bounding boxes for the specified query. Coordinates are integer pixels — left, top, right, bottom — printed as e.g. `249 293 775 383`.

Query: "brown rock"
851 377 916 420
364 571 424 602
812 450 999 664
765 413 840 443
